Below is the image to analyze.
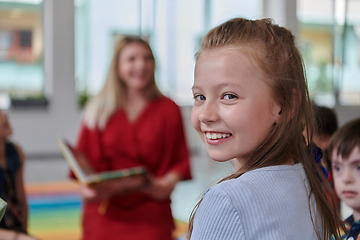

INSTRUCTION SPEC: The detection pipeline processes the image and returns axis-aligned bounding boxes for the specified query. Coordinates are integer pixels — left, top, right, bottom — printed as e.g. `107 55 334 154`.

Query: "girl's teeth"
206 133 230 140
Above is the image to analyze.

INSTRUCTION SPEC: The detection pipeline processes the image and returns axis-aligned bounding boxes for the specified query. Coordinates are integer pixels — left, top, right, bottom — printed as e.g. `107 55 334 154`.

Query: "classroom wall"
6 0 360 158
7 0 81 158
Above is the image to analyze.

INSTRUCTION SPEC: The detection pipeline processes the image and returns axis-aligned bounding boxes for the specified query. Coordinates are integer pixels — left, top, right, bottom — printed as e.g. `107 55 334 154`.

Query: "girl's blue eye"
333 165 340 172
194 95 205 101
357 165 360 171
223 94 237 100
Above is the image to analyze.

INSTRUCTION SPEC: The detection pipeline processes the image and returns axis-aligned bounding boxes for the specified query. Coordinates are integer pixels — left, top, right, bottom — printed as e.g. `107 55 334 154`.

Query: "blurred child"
188 18 341 240
329 118 360 239
0 110 28 233
313 104 340 208
313 104 338 170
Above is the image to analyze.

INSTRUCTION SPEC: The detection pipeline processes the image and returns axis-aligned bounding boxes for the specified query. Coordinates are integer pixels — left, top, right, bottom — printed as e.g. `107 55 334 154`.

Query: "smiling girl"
189 18 342 240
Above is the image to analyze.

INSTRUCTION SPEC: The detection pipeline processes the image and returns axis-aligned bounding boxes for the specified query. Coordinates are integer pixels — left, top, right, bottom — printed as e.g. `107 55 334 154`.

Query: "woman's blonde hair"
188 18 343 240
83 36 163 129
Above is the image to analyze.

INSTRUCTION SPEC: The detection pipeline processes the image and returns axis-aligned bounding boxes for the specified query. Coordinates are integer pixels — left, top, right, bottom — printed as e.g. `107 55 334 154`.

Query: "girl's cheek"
356 166 360 176
191 109 200 129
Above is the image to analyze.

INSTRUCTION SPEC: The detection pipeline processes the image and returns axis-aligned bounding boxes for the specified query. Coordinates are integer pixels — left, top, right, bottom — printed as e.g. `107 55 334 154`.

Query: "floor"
23 154 235 240
23 154 352 240
24 158 81 239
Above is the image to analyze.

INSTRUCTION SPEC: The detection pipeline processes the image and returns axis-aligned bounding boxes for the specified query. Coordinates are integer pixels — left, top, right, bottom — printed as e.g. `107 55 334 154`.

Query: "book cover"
56 138 148 186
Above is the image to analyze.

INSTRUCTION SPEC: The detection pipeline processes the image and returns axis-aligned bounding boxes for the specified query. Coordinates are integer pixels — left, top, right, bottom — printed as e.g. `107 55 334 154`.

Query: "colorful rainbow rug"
25 181 188 240
26 181 81 240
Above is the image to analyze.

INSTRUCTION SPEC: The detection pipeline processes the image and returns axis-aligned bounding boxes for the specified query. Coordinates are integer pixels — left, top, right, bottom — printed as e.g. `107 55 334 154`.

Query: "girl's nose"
343 168 354 184
199 103 219 124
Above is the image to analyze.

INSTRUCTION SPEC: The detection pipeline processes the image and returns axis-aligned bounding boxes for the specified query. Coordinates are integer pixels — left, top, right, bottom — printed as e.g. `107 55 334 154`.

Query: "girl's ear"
274 103 282 124
273 88 298 125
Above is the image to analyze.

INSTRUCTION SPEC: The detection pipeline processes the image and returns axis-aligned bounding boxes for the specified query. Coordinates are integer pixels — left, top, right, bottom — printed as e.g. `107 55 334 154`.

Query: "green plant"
78 88 91 108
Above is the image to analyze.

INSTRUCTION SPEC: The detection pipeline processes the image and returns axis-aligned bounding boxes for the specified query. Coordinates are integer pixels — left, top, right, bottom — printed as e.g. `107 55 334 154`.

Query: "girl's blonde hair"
189 18 342 240
83 36 163 129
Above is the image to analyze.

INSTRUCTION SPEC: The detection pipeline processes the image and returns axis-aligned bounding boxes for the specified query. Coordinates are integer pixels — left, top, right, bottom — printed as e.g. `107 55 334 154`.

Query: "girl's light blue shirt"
191 163 321 240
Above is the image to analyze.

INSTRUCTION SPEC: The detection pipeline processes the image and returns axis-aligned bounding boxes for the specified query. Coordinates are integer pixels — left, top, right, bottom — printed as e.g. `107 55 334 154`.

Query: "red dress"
74 97 191 240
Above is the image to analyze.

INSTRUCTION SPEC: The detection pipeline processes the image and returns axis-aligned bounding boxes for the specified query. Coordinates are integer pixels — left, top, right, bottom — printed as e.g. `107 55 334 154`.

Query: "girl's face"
0 111 12 140
118 42 155 92
332 146 360 217
191 48 281 169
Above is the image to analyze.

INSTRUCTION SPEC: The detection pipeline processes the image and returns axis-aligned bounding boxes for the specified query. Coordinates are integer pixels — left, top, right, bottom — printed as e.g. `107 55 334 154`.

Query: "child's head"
328 118 360 217
313 104 338 169
191 18 314 169
189 17 342 239
0 110 12 141
313 104 338 151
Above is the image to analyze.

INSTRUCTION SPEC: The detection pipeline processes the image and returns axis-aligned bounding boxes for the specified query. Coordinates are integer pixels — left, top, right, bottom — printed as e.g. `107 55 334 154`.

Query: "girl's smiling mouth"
206 132 231 140
205 132 232 141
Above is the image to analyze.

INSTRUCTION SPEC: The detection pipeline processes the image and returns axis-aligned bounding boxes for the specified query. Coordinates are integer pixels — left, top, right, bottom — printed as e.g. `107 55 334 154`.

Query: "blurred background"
0 0 359 239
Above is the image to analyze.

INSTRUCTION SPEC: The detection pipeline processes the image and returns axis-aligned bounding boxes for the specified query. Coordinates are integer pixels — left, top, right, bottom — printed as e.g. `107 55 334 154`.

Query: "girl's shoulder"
240 163 306 182
208 164 306 202
11 143 25 165
202 164 317 240
218 163 304 183
4 142 24 171
6 142 25 162
6 142 19 157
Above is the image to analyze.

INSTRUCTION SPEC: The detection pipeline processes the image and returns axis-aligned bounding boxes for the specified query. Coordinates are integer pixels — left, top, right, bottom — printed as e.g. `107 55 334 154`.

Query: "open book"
56 138 148 185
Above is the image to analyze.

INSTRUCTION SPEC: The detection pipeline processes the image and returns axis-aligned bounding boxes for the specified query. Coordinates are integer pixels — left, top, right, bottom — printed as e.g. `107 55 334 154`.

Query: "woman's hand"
79 184 104 202
79 183 117 202
79 175 148 202
142 172 181 201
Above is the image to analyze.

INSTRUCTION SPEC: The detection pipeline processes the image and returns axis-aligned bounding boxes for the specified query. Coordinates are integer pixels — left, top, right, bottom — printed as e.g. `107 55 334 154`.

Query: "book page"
87 166 146 183
57 138 90 183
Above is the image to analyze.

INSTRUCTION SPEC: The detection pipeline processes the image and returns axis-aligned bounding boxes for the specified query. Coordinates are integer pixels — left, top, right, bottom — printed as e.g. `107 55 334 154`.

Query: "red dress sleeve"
157 100 192 180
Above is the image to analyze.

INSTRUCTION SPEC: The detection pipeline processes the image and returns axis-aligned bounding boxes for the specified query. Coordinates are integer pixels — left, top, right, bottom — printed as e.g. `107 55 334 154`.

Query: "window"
75 0 142 107
297 0 360 107
338 0 360 105
0 0 45 109
75 0 263 106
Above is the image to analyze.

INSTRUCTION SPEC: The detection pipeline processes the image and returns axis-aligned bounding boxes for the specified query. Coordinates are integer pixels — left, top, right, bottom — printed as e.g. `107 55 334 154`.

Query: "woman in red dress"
73 37 191 240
